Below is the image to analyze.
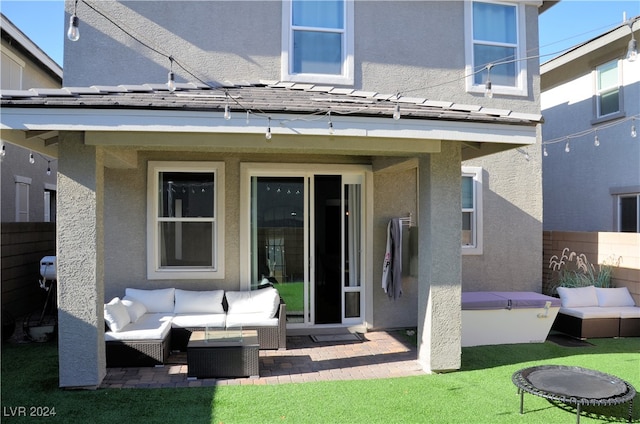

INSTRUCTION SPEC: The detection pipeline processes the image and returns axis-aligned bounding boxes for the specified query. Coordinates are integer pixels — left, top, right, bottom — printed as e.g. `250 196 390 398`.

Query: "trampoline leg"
519 390 524 415
576 404 580 424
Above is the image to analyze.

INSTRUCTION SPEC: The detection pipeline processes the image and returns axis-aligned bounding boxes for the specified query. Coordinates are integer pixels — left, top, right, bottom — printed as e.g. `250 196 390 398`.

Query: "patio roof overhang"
1 82 542 163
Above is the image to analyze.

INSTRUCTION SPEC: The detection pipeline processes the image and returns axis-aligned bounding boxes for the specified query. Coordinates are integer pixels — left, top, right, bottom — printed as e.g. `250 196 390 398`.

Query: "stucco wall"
541 29 640 232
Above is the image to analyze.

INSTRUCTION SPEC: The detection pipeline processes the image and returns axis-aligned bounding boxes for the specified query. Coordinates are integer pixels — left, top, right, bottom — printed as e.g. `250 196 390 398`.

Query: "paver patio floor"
101 331 425 388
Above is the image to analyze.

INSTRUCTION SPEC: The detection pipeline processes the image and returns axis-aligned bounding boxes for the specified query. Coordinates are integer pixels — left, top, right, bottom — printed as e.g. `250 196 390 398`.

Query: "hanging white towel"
382 218 402 299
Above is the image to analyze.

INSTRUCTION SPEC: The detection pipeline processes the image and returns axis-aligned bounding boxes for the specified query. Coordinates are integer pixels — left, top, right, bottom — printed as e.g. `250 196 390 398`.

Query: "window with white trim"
147 161 225 279
282 0 354 85
465 1 527 97
15 175 31 222
462 167 483 255
595 59 622 119
618 194 639 232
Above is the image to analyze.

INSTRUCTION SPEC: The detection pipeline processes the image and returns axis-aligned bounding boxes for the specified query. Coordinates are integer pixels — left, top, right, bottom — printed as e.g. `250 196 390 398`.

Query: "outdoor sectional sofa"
551 286 640 339
103 286 286 367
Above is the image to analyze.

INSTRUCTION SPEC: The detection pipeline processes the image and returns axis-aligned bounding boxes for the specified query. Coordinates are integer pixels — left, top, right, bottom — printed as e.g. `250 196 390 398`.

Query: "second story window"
465 1 527 97
282 0 354 85
595 59 621 119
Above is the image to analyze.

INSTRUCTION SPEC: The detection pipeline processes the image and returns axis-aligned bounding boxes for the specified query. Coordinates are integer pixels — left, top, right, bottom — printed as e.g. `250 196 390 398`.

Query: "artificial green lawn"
1 336 638 423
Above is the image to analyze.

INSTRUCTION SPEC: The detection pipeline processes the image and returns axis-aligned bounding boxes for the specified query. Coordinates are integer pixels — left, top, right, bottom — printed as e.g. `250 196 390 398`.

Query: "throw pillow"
595 287 636 307
124 288 175 313
557 286 599 308
104 298 131 332
174 289 225 314
121 296 148 323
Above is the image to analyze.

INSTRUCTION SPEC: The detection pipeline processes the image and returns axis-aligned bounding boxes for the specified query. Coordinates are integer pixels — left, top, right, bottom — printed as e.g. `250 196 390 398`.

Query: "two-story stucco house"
1 13 60 223
1 0 546 388
541 16 640 232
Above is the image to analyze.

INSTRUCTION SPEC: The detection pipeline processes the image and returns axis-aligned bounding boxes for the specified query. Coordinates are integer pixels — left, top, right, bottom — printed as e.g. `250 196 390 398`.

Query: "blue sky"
1 0 639 68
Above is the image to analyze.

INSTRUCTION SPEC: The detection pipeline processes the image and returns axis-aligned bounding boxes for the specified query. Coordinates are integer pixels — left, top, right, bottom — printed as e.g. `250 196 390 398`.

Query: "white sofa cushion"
559 306 622 319
174 289 225 314
171 313 226 329
557 286 599 308
121 296 148 323
105 313 173 341
104 298 131 332
225 287 280 318
125 288 175 313
226 314 279 328
595 287 636 307
617 306 640 318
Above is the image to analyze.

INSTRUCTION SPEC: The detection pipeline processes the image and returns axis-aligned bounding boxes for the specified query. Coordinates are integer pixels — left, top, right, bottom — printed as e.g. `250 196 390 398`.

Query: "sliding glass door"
247 166 365 327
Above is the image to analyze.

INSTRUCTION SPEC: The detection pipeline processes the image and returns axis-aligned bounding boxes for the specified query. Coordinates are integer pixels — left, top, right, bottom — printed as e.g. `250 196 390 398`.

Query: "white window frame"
281 0 354 85
462 166 483 255
464 0 528 97
146 161 225 280
15 175 31 222
594 59 624 122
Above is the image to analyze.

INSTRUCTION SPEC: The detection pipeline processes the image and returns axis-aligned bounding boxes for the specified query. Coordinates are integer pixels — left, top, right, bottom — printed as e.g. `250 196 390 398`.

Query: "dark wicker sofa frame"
552 312 640 339
106 298 286 368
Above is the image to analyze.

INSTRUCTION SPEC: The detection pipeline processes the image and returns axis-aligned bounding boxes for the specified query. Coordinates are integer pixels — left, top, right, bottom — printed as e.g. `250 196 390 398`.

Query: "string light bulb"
224 104 231 120
626 19 638 62
632 118 637 138
167 56 176 92
393 103 401 120
543 146 548 157
29 152 35 164
1 145 5 157
47 161 52 176
564 140 570 153
484 64 493 98
594 130 600 146
246 111 250 124
328 111 334 134
67 1 80 42
265 117 272 141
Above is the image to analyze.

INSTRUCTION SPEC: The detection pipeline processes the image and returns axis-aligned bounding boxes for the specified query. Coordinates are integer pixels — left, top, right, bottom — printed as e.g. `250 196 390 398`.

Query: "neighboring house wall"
65 1 543 303
1 14 60 223
541 19 640 232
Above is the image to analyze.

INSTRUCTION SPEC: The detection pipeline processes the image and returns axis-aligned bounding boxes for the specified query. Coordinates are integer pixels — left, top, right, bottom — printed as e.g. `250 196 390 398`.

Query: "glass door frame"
239 163 373 329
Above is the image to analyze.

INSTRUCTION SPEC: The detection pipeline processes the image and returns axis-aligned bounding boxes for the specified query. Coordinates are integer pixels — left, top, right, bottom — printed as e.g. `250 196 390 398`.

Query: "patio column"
416 143 462 372
57 132 106 388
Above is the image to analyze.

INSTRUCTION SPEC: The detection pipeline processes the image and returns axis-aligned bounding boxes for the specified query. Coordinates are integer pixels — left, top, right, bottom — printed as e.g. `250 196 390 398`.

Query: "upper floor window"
462 167 483 255
282 0 354 85
465 1 527 97
147 161 225 279
595 59 622 120
15 175 31 222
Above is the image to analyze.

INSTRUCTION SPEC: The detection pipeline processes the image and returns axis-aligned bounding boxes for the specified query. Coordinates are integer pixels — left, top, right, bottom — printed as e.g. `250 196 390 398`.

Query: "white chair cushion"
104 297 131 332
171 313 226 328
226 314 279 328
105 313 173 341
174 289 225 314
125 288 175 313
557 286 599 308
225 287 280 318
121 296 148 323
595 287 636 307
559 307 621 319
617 307 640 318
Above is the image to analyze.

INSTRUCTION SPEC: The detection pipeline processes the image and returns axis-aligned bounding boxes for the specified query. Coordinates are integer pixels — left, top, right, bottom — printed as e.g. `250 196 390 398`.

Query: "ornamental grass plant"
549 247 622 293
2 335 639 423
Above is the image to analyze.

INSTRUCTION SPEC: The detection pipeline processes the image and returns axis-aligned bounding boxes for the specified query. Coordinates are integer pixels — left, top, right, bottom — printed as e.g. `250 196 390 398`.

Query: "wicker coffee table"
187 329 259 379
512 365 635 423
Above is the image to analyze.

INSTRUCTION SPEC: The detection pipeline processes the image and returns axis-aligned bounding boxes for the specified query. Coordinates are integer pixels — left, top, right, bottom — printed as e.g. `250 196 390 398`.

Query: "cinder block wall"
543 231 640 303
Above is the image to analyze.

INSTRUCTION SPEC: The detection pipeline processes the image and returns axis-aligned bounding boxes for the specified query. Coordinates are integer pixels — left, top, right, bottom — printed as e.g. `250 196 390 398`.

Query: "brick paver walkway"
100 331 425 388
